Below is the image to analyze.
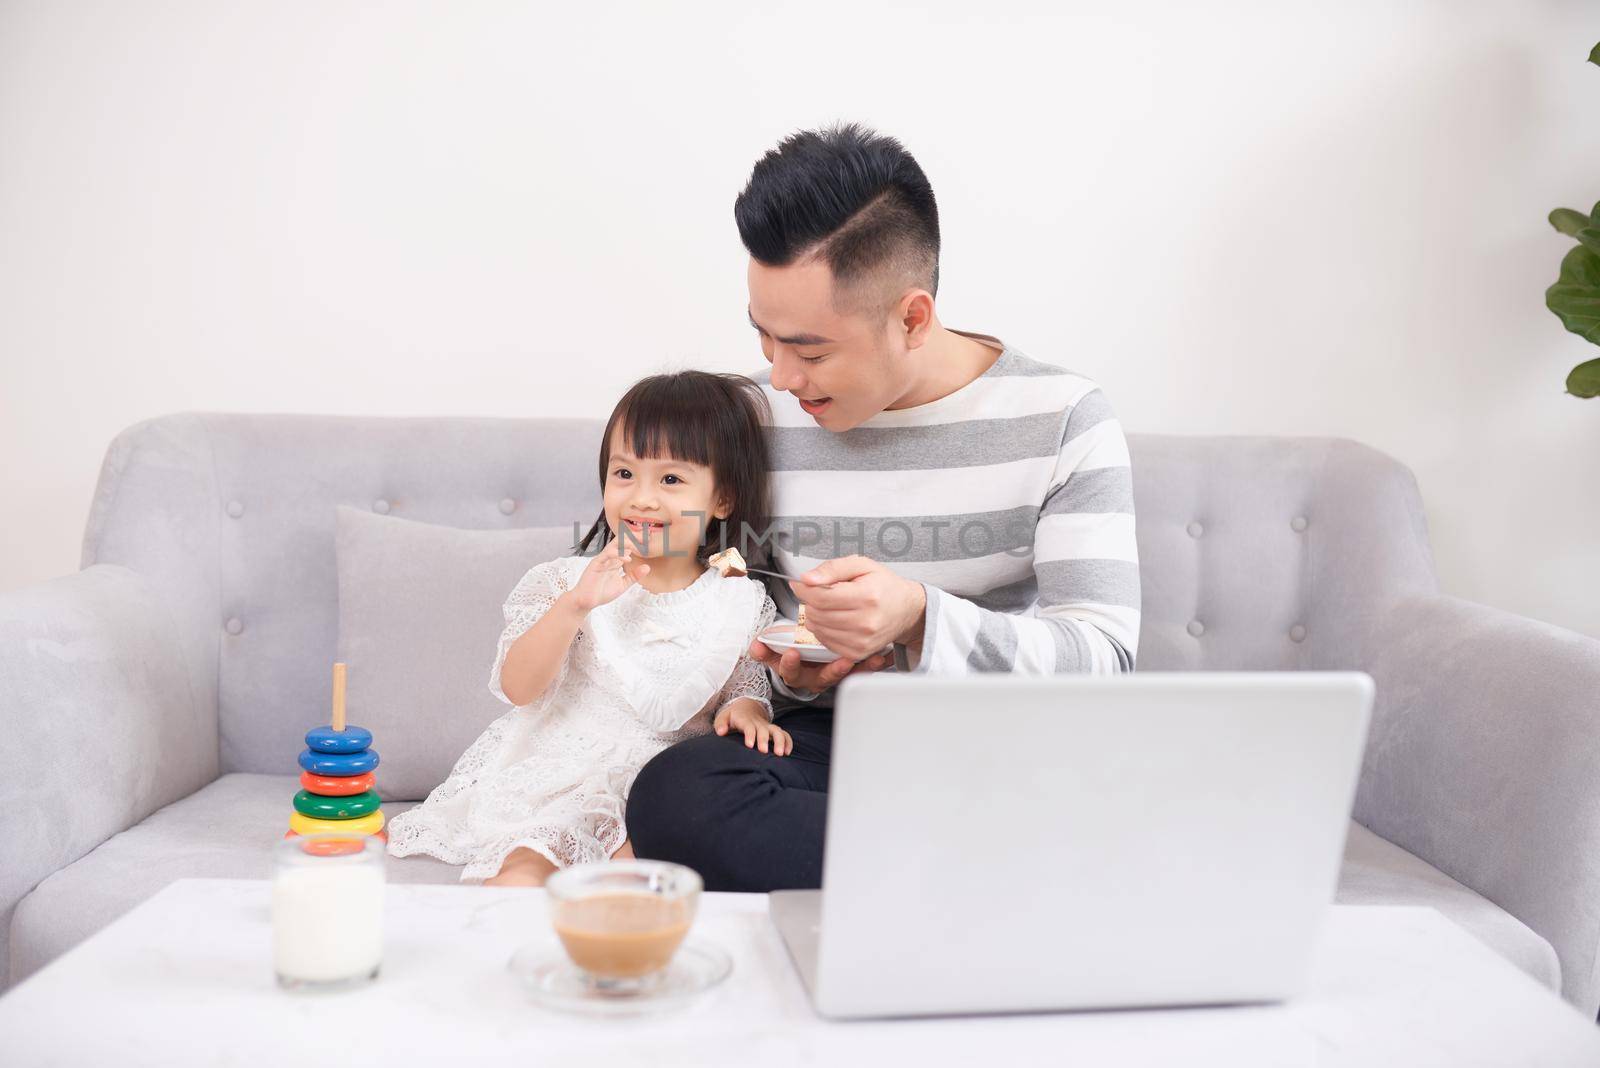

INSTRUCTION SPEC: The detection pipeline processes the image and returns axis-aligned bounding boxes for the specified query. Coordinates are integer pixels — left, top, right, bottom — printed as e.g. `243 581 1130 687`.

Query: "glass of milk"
272 834 385 990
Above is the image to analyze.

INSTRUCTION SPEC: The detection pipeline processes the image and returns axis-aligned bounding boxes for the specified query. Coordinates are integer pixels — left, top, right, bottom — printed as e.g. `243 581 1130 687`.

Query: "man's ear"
899 289 936 349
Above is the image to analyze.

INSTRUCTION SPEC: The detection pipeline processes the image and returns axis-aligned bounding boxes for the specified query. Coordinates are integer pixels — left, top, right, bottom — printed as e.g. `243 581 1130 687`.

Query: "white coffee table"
0 879 1595 1066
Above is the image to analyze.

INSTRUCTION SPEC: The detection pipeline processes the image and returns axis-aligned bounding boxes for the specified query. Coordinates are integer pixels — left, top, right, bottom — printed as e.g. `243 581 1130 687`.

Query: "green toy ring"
292 788 382 821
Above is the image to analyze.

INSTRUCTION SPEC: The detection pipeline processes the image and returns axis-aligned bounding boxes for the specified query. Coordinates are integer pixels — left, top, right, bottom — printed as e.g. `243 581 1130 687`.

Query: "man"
626 122 1140 890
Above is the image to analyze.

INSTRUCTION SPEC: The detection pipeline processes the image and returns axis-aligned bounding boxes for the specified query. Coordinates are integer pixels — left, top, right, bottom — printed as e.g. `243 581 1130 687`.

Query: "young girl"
385 371 787 886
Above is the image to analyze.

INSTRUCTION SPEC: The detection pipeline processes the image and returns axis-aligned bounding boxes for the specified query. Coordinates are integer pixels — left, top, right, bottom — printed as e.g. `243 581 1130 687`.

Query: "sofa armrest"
1353 592 1600 1015
0 565 217 987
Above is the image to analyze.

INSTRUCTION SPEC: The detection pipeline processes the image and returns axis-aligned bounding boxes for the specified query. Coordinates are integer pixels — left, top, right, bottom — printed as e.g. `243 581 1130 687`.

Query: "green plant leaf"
1567 357 1600 398
1551 208 1592 236
1578 228 1600 255
1558 241 1600 288
1590 41 1600 66
1547 244 1600 344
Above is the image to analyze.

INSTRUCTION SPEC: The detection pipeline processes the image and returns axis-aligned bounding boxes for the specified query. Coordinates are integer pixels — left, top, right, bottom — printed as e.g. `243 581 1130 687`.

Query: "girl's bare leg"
484 847 557 887
611 838 635 860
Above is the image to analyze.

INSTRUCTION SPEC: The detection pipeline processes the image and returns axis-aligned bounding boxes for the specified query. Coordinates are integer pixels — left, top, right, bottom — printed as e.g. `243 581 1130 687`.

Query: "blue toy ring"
305 724 373 754
297 748 379 776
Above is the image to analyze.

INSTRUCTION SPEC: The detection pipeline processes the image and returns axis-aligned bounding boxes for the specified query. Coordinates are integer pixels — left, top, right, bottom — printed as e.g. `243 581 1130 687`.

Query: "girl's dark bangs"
619 384 715 467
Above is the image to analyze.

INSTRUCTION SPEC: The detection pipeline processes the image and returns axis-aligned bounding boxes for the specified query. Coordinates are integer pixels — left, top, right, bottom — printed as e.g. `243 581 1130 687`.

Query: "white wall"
3 0 1598 638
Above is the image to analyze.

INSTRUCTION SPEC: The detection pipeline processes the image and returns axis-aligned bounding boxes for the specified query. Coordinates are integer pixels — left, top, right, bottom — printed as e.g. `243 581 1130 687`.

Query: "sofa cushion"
334 506 575 801
7 774 1561 994
6 774 451 987
1334 822 1560 989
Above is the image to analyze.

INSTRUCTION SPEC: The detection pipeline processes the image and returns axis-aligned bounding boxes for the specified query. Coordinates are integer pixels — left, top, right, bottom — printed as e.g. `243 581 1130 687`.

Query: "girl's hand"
570 540 649 614
714 699 791 756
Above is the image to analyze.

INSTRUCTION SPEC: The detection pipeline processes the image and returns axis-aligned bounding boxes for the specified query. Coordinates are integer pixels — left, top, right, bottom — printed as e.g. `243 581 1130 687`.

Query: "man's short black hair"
734 122 940 315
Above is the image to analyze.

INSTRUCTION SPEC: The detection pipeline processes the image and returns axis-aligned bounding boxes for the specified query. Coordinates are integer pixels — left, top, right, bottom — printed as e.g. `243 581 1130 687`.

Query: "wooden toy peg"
332 662 347 733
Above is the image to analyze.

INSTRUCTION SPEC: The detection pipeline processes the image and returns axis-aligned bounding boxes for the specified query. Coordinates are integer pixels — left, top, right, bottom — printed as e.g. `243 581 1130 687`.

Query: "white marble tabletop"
0 879 1596 1067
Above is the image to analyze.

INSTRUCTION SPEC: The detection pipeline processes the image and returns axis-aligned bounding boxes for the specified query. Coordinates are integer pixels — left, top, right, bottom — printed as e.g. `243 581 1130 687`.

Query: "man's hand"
790 555 926 662
713 698 792 756
749 640 894 695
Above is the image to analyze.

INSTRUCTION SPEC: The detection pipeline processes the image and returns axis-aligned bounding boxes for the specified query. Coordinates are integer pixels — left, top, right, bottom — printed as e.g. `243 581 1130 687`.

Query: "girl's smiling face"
603 422 730 563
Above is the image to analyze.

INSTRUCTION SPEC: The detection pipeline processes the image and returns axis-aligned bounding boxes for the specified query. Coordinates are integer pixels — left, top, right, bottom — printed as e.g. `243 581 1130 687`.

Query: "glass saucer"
757 623 841 663
507 940 733 1017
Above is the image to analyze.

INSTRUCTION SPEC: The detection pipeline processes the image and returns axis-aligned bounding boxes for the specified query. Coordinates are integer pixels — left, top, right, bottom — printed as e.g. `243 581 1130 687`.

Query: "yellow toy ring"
288 809 385 837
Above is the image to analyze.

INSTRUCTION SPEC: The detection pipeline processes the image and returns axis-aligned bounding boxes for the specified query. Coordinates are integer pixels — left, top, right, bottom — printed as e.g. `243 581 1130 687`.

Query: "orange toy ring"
299 770 376 796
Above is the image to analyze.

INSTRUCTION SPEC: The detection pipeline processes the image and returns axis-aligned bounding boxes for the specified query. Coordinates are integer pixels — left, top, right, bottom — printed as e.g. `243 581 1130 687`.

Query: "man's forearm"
892 578 928 648
906 582 1134 676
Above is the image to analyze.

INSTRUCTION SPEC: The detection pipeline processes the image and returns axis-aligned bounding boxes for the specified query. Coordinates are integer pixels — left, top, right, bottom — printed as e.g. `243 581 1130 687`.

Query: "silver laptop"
770 671 1374 1019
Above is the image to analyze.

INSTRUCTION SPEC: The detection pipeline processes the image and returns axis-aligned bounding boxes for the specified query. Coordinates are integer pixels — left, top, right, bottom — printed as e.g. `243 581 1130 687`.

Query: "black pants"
626 707 834 891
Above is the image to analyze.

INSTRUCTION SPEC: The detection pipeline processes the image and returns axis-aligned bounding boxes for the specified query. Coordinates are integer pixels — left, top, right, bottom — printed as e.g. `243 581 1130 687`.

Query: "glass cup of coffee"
544 860 701 992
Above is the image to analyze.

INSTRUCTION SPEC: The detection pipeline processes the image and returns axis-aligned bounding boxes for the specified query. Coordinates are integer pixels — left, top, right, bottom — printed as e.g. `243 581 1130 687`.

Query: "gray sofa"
4 413 1599 1018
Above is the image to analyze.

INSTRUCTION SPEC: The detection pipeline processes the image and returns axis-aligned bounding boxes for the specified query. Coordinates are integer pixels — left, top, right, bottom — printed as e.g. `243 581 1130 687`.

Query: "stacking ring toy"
300 770 375 795
305 724 374 754
293 789 381 820
289 808 385 837
282 664 387 846
297 748 379 776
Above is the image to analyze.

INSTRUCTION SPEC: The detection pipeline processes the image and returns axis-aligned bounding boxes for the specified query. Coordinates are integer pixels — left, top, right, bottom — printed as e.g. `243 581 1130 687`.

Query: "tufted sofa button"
1289 624 1307 643
225 500 244 519
225 617 244 636
372 499 391 515
1187 620 1205 638
1291 516 1308 532
499 497 517 516
1186 521 1203 538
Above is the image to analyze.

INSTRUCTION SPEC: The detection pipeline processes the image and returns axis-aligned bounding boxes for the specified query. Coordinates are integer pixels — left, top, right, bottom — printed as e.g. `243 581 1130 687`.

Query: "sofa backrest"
1129 433 1438 672
82 414 605 776
82 414 1438 776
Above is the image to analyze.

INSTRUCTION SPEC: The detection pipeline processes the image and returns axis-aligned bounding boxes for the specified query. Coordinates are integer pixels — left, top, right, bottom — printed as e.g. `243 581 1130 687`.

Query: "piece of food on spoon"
708 547 748 577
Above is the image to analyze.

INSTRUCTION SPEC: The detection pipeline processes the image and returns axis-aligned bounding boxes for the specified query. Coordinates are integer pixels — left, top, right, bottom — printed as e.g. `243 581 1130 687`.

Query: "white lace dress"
385 555 776 881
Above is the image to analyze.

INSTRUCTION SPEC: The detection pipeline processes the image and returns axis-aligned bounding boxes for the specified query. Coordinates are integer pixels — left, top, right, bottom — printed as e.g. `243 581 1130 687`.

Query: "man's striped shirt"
753 331 1140 708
